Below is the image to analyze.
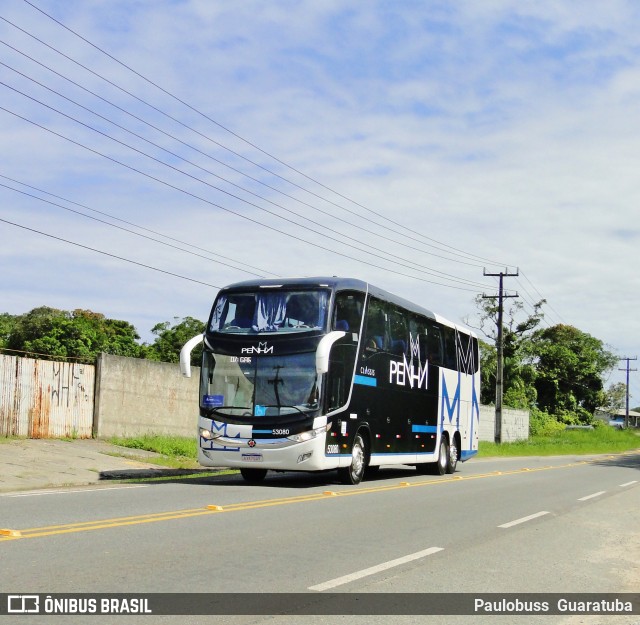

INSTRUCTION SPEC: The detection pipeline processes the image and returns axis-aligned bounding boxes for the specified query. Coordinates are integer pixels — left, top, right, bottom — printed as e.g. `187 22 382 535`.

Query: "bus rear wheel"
338 432 367 485
240 468 268 483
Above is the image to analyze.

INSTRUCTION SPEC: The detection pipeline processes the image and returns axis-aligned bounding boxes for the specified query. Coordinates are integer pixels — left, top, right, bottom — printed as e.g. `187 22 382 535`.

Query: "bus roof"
218 277 476 337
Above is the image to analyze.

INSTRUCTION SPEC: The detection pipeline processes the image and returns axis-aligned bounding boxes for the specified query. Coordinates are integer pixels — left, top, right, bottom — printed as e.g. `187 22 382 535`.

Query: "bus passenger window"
425 322 443 366
333 292 365 336
388 306 408 355
365 299 387 352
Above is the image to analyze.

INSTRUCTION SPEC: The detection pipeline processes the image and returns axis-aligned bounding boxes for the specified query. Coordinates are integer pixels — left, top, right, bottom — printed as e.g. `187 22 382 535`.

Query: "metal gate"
0 354 95 438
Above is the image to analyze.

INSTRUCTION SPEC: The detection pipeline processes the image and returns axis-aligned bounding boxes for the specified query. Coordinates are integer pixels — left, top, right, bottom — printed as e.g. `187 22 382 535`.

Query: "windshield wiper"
204 405 252 417
256 404 309 416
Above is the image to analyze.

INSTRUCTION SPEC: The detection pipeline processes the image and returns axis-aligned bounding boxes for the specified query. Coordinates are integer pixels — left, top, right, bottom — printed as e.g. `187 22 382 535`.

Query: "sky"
1 0 638 399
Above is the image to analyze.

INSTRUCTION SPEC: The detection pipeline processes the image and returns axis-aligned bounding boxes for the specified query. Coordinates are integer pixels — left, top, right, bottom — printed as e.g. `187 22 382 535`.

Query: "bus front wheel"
338 432 367 485
240 468 268 483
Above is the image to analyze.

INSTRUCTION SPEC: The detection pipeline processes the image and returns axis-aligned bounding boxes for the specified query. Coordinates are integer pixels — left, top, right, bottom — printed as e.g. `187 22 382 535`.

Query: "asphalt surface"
0 438 215 493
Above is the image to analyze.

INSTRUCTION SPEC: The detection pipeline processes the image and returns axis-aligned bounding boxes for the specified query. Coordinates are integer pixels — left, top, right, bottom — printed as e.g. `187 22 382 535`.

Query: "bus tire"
240 468 268 483
430 436 449 476
447 435 459 474
338 432 367 485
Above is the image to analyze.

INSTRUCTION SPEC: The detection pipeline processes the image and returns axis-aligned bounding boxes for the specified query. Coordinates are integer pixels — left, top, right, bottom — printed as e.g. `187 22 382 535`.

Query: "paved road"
1 447 639 624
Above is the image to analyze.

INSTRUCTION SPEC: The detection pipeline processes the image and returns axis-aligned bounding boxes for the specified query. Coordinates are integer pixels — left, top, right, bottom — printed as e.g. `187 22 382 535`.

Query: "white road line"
308 547 444 591
620 481 637 488
1 485 148 497
578 491 605 501
498 511 550 528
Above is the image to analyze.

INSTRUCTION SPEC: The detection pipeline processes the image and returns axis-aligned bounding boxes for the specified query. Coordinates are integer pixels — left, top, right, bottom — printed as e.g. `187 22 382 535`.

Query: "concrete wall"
479 405 529 442
93 353 199 438
1 352 529 442
93 353 529 442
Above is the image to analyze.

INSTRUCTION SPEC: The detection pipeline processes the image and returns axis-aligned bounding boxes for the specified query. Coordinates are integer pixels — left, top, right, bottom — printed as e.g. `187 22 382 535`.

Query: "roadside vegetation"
109 428 639 470
108 434 199 468
479 424 639 457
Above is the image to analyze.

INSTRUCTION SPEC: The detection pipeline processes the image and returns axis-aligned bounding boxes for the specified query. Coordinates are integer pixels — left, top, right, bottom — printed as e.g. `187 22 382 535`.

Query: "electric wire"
0 88 489 290
6 6 513 269
1 3 591 343
0 65 491 282
0 46 490 269
0 217 222 289
0 180 272 279
0 104 486 292
0 173 278 278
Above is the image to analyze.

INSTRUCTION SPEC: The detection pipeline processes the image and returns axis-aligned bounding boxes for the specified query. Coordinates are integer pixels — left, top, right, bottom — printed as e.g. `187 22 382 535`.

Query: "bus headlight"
287 424 328 443
200 428 221 440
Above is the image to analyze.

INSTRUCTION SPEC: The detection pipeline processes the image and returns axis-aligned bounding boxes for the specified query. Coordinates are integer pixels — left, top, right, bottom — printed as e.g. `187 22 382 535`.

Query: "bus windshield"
200 351 321 417
209 289 329 334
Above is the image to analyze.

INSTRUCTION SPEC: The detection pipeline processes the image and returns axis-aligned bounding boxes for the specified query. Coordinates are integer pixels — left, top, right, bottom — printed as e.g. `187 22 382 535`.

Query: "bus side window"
409 316 429 363
472 337 479 373
364 298 386 352
456 331 473 374
425 321 443 366
333 291 365 336
442 326 457 369
388 305 408 355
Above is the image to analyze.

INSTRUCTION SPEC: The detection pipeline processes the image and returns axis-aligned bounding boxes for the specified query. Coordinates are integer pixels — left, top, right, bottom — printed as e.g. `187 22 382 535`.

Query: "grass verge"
108 434 199 469
108 429 640 468
479 427 640 457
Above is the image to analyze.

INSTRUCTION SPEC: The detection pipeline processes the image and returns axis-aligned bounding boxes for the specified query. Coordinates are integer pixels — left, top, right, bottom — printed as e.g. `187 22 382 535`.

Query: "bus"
180 277 480 484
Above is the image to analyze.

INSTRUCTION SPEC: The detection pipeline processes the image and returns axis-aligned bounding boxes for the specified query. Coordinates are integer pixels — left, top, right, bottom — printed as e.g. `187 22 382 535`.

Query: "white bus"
180 277 480 484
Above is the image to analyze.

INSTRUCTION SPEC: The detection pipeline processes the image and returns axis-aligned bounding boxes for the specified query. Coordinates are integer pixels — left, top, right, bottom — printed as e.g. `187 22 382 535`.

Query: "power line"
0 179 273 279
0 68 492 283
0 37 498 270
0 217 222 289
7 5 514 269
0 103 490 292
0 173 277 277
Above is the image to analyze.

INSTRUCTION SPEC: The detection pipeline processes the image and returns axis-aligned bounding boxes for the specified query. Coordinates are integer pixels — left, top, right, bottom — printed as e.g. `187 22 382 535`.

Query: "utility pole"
618 356 637 428
483 268 519 443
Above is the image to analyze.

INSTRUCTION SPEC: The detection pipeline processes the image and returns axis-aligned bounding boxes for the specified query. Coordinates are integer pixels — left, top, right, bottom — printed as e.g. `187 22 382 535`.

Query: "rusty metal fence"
0 354 94 438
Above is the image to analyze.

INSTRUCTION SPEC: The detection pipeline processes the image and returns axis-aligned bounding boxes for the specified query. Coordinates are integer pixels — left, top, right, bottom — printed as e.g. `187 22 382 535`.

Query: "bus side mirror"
316 331 346 375
180 334 204 377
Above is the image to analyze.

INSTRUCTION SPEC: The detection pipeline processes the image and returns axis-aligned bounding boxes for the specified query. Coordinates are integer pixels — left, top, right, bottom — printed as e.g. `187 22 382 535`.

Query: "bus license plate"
242 453 263 462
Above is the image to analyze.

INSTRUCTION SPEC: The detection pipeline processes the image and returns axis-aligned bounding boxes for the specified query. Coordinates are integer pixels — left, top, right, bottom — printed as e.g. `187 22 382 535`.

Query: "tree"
478 339 497 405
5 307 143 362
0 313 16 350
146 316 205 365
604 383 628 411
468 296 545 409
530 324 617 422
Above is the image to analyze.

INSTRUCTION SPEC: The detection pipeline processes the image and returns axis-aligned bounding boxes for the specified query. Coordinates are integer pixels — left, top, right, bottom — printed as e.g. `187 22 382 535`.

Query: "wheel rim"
439 440 447 470
449 441 458 467
351 437 365 480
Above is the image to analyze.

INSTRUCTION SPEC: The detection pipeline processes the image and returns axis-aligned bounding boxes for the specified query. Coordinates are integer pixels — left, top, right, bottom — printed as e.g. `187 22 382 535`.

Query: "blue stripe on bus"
411 424 437 433
461 450 478 460
252 429 272 434
354 375 377 387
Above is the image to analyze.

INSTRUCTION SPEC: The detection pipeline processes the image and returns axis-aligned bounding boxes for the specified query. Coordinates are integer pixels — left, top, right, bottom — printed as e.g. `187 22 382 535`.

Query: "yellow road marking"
1 453 636 541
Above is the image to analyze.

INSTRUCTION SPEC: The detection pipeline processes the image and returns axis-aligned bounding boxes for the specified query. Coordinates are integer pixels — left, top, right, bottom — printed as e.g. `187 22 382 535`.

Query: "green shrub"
529 408 565 436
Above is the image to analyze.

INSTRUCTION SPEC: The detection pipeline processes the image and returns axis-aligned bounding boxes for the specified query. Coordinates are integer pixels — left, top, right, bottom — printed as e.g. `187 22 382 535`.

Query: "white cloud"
1 0 638 394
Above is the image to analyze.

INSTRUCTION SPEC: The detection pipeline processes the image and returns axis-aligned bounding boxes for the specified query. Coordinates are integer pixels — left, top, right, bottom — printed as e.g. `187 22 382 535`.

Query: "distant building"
594 408 640 428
